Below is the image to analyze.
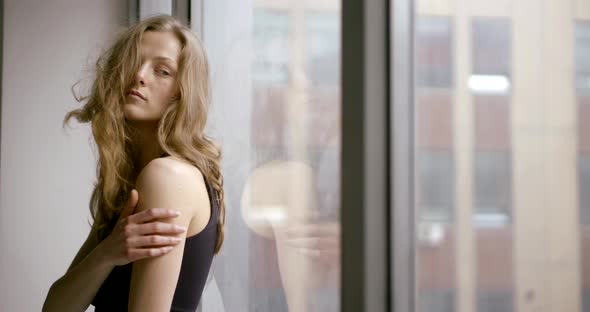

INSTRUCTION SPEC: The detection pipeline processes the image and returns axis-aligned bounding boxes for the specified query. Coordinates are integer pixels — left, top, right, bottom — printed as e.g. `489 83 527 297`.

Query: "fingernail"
171 210 180 216
176 225 187 232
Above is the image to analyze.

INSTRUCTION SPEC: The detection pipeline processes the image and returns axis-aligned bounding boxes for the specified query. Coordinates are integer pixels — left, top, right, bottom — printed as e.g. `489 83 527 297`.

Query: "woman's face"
123 31 181 122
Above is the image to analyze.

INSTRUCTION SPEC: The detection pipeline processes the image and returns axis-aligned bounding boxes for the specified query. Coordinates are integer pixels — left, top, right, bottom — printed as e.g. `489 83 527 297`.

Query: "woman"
42 15 225 312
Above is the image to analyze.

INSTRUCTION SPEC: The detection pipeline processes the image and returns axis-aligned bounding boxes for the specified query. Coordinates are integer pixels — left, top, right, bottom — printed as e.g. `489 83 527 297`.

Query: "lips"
128 90 146 101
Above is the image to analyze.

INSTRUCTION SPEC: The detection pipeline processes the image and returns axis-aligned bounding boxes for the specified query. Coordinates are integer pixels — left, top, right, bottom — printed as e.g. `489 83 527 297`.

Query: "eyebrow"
152 56 177 66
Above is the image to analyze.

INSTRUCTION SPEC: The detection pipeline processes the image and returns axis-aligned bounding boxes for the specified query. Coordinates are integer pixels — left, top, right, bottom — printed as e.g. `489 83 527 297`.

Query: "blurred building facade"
247 0 590 311
415 0 590 312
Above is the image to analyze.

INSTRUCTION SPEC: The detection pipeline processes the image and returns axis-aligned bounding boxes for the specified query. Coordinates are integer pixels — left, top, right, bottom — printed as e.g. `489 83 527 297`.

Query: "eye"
157 68 171 76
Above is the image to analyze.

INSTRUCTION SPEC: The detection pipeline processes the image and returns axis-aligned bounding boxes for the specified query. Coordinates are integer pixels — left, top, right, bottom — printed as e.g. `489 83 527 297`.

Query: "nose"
136 65 147 86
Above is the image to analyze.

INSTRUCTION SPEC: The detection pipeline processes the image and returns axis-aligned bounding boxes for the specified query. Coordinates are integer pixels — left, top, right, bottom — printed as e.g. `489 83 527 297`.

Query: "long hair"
64 15 225 254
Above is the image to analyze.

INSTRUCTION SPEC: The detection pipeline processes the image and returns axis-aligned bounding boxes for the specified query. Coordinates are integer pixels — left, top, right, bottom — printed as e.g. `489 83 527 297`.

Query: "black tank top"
91 175 219 312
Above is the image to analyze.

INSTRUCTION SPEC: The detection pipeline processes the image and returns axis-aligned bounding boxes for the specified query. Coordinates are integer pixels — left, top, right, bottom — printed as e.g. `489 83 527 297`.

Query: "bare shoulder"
140 157 203 182
136 157 209 217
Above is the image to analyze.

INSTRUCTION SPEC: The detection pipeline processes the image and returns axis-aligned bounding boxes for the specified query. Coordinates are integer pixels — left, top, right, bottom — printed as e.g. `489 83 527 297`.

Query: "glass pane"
305 13 340 86
414 13 457 312
579 21 590 312
416 150 454 222
201 1 341 311
252 9 290 86
414 2 584 312
472 19 511 77
415 16 453 88
576 22 590 95
473 151 512 222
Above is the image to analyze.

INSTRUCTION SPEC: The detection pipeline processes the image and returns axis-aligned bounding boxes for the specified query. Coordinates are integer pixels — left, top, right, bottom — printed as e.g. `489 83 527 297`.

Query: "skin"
43 31 211 312
240 160 341 312
124 31 181 170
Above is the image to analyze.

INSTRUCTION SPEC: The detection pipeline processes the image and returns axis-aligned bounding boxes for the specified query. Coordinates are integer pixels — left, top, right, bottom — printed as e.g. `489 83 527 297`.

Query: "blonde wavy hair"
64 15 225 254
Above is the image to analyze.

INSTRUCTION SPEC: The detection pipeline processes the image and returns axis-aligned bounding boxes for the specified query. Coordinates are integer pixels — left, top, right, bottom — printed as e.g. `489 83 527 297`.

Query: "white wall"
0 0 126 311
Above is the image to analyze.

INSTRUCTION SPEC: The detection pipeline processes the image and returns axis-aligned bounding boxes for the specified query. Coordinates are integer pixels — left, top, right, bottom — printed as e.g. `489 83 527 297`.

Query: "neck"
129 122 164 174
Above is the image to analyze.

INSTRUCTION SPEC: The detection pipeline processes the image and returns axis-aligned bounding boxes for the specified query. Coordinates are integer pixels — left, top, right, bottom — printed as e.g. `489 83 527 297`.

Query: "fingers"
283 222 340 237
120 189 140 219
279 223 341 262
295 248 339 259
127 246 175 262
126 235 183 248
127 208 181 224
284 237 339 250
128 189 139 208
125 222 186 236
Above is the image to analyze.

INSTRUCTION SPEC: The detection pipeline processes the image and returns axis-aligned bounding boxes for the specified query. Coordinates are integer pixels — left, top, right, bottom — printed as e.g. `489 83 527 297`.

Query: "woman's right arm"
42 190 187 312
42 237 115 312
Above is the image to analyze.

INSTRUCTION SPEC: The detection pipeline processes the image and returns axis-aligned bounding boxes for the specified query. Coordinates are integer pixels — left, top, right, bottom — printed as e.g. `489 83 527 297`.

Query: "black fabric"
91 174 219 312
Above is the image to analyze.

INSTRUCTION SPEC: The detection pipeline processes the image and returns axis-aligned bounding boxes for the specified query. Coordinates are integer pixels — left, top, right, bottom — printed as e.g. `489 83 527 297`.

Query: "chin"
123 106 163 123
123 105 146 121
123 104 141 120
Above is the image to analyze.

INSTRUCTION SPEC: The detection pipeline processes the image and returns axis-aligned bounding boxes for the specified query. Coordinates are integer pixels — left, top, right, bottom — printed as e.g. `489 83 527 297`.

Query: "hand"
281 221 341 267
274 221 341 288
98 189 187 266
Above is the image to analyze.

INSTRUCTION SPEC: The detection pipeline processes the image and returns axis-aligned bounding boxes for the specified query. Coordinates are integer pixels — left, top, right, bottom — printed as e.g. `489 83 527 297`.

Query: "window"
471 18 511 96
578 20 590 312
472 18 511 77
252 9 290 86
469 16 515 312
473 151 512 224
305 12 340 86
202 3 341 311
474 96 511 151
415 16 453 88
576 22 590 95
415 16 455 223
418 289 454 312
477 290 513 312
471 18 512 225
417 151 454 222
580 156 590 225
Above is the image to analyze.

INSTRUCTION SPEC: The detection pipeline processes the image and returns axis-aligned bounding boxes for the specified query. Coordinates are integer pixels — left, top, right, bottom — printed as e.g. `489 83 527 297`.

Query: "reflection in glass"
206 2 341 312
253 9 290 87
247 5 341 312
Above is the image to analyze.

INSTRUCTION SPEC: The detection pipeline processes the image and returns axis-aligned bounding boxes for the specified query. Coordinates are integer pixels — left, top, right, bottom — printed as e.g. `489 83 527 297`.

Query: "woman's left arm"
127 158 209 312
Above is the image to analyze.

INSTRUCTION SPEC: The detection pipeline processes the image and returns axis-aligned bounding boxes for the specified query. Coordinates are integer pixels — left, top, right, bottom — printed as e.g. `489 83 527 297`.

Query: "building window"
471 18 512 226
415 16 453 88
305 12 340 86
580 156 590 225
477 290 513 312
577 21 590 312
577 21 590 224
576 22 590 95
415 15 455 224
474 96 511 151
470 18 511 95
472 18 511 77
473 151 512 225
418 289 454 312
416 91 453 149
252 9 290 87
417 151 455 222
